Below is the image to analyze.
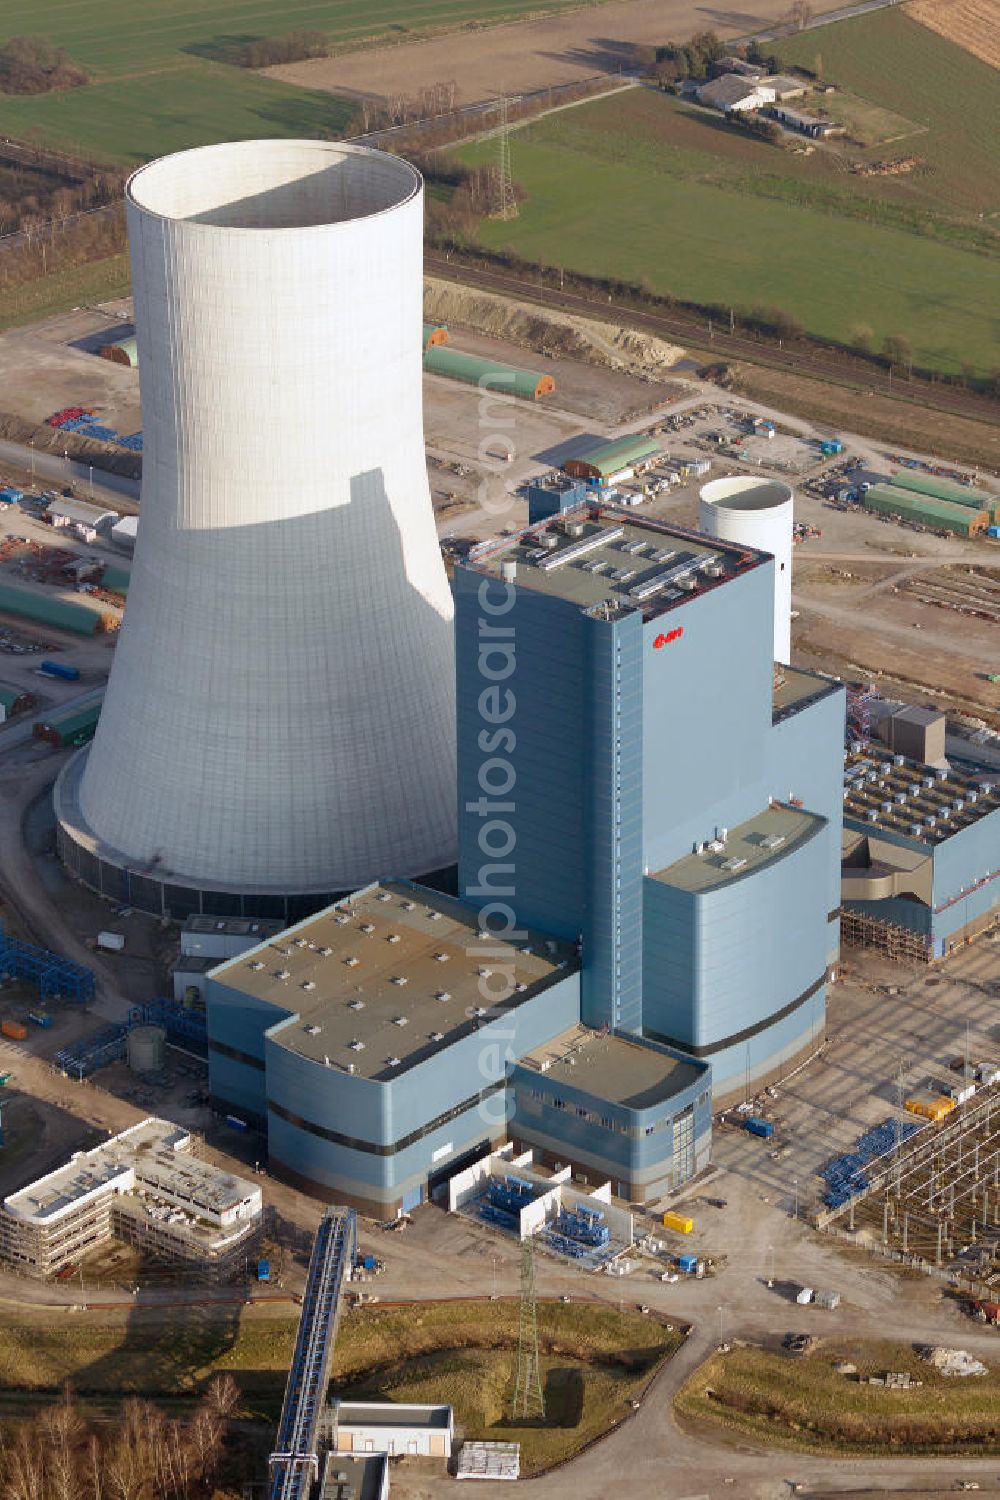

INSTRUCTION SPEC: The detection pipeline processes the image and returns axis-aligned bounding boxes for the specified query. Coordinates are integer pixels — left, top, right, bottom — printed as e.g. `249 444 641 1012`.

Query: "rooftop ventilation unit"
649 547 676 564
761 834 785 850
676 576 698 591
894 754 905 766
478 967 492 978
894 792 907 805
954 800 965 814
609 567 637 583
925 816 937 829
428 910 442 920
249 960 264 971
305 1023 322 1034
377 891 392 902
516 982 527 992
392 1014 409 1026
934 767 948 780
881 800 893 814
349 1039 365 1051
318 946 332 956
435 991 451 1002
387 933 401 943
402 901 416 911
293 937 308 948
360 923 375 935
722 856 747 871
430 1031 444 1043
968 790 978 804
344 956 359 968
348 998 365 1011
386 1056 401 1067
335 914 352 925
537 531 559 550
275 969 290 980
867 809 879 823
301 980 316 991
434 951 450 962
983 782 994 795
390 975 408 986
911 823 923 837
564 521 586 538
701 562 725 578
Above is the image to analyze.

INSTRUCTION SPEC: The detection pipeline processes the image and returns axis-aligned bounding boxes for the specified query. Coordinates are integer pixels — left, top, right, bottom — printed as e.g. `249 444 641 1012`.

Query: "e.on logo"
653 626 684 650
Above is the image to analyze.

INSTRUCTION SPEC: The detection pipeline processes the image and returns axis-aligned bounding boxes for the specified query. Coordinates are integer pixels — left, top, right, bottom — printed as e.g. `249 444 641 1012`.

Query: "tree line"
237 31 330 68
0 36 89 95
0 1375 239 1500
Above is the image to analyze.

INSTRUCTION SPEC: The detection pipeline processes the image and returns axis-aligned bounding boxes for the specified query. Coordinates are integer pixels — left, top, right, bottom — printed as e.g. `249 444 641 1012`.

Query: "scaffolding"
512 1233 544 1421
269 1207 357 1500
846 683 882 743
0 925 95 1004
840 908 933 964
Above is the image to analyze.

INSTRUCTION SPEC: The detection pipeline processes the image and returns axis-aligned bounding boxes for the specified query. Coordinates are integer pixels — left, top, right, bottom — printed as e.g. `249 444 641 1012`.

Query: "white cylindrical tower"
57 140 457 916
699 476 794 663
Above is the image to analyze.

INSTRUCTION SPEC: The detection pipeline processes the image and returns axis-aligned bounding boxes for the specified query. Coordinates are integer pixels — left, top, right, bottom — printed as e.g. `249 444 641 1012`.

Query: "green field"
0 252 131 332
0 0 585 163
455 14 1000 377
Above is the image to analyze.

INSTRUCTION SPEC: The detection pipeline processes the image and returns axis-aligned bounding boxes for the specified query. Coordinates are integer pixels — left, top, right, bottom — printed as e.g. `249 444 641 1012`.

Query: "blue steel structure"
269 1207 357 1500
53 1025 127 1079
0 926 95 1005
129 998 208 1054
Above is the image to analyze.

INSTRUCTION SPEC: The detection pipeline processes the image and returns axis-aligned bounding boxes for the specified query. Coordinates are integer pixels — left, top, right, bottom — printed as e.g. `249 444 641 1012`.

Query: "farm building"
562 435 661 484
422 346 554 400
769 106 842 138
861 484 988 537
762 74 809 100
98 336 138 368
697 76 776 112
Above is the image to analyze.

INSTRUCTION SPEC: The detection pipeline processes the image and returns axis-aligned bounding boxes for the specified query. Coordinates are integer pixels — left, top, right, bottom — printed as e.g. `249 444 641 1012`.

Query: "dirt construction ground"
267 0 841 105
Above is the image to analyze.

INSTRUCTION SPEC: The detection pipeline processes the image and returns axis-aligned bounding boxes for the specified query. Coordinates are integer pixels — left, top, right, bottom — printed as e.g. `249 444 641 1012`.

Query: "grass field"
0 1297 679 1472
676 1338 1000 1454
455 11 1000 378
0 254 131 333
0 0 586 163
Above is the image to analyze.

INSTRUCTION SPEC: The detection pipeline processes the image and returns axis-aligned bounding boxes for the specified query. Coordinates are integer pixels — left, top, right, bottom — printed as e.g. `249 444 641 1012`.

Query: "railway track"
425 254 1000 430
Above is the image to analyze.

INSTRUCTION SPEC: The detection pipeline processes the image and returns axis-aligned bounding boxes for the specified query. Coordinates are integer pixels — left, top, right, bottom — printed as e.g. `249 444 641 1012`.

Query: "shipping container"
662 1211 694 1234
1 1021 27 1041
905 1091 955 1122
256 1258 271 1282
96 931 125 953
677 1253 699 1274
744 1117 774 1139
38 660 80 682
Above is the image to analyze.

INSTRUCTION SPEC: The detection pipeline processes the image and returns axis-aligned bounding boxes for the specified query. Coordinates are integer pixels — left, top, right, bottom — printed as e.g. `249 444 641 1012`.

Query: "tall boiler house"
56 141 457 919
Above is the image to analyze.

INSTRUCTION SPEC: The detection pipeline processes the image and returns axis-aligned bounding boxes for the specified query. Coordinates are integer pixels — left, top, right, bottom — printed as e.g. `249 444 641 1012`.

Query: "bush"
0 35 88 95
237 31 329 69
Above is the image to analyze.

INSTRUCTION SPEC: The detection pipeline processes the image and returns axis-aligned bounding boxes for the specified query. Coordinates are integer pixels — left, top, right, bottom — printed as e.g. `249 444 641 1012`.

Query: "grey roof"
519 1025 705 1109
653 804 822 894
697 75 768 108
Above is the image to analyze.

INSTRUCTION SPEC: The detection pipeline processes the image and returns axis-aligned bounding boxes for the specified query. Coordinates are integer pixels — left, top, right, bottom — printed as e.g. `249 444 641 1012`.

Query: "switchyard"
821 1086 1000 1294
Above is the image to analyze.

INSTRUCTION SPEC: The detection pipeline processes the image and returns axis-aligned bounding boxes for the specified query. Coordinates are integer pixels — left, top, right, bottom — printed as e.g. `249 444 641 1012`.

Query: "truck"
744 1117 774 1139
38 660 80 682
96 931 125 953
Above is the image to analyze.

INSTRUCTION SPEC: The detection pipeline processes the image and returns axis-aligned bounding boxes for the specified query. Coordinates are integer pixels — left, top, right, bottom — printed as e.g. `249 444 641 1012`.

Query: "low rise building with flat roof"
0 1118 261 1280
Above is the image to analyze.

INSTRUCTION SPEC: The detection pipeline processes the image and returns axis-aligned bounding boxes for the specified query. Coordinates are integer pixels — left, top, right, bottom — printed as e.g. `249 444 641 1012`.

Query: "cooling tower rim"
126 139 422 233
699 475 793 513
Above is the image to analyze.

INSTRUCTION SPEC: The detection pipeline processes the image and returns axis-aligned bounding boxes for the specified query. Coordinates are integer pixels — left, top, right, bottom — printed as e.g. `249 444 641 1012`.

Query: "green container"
863 485 985 537
0 582 103 635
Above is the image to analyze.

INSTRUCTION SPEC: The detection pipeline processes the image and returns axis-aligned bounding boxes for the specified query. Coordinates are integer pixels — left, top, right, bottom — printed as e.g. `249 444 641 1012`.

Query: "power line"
511 1234 544 1421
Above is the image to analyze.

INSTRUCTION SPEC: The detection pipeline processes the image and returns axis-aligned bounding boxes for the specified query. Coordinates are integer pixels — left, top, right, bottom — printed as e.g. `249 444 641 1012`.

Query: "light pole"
717 1304 724 1343
88 464 94 498
767 1244 774 1287
792 1179 799 1221
29 439 34 481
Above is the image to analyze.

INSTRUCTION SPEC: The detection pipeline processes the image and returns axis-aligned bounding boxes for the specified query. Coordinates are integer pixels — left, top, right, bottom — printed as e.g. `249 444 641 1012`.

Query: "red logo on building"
653 627 684 650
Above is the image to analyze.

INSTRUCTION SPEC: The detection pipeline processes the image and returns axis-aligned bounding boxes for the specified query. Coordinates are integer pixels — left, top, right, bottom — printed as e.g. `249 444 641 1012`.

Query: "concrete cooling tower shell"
56 140 457 919
699 476 793 664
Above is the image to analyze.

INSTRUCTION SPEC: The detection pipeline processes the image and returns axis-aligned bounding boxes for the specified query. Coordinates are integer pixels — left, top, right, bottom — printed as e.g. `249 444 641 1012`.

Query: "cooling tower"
699 476 794 664
55 140 457 919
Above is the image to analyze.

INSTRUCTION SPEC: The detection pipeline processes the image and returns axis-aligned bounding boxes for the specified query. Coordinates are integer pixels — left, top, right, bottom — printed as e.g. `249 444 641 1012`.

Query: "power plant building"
56 140 458 921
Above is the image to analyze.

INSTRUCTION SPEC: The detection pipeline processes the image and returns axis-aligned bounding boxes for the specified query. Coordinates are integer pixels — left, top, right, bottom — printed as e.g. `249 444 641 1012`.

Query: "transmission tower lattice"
512 1234 545 1420
493 95 519 221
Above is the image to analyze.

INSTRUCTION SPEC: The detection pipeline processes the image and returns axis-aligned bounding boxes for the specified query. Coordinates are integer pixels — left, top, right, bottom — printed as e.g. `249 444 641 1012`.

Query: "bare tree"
788 0 814 30
882 332 913 376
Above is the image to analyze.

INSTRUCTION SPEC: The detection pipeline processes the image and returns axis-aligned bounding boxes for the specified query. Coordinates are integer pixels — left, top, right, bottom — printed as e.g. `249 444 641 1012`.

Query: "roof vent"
867 809 879 823
294 937 308 948
249 960 264 971
360 923 375 935
390 975 408 986
911 823 923 837
430 1031 444 1043
348 998 365 1011
722 856 747 872
434 952 450 963
386 1055 401 1067
344 956 360 968
478 967 492 978
435 990 451 1002
387 933 401 944
318 946 332 957
515 982 527 993
537 530 559 549
402 901 416 911
335 914 352 925
428 910 442 921
349 1039 365 1051
275 969 290 980
301 980 316 991
392 1014 409 1026
305 1023 321 1035
377 891 392 902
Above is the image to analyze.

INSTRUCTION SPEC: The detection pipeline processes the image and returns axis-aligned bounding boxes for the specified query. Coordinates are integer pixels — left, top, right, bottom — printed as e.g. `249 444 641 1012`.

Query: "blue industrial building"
207 501 844 1211
841 745 1000 960
455 503 844 1100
